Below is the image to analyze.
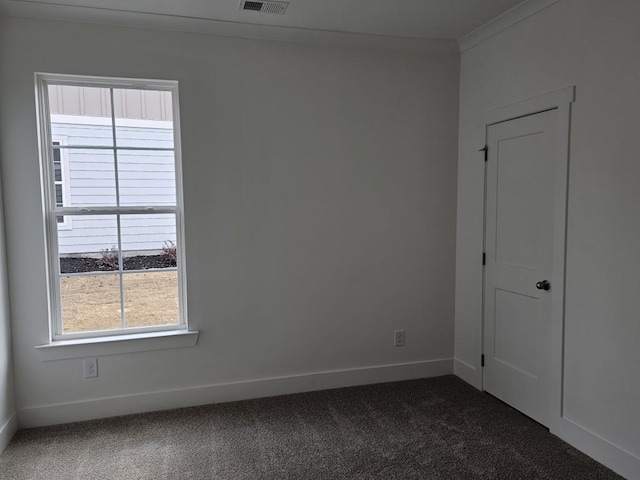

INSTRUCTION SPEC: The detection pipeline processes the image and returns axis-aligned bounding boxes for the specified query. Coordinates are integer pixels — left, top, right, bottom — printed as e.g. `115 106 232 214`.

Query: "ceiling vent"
239 1 289 15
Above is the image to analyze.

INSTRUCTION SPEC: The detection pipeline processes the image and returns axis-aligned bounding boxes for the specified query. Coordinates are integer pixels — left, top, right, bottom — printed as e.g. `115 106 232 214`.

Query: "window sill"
35 330 199 361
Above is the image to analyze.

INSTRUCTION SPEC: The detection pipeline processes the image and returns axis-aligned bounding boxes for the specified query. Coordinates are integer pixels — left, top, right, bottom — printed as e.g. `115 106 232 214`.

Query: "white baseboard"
0 412 18 454
453 358 480 389
455 369 639 479
552 417 640 480
18 358 453 428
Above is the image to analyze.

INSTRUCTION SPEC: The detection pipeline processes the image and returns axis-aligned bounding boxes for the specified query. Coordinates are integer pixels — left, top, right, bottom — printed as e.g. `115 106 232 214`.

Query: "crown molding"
458 0 561 53
0 0 459 54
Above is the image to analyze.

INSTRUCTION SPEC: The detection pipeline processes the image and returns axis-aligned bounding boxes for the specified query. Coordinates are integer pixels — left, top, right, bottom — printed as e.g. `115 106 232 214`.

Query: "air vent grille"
240 0 288 15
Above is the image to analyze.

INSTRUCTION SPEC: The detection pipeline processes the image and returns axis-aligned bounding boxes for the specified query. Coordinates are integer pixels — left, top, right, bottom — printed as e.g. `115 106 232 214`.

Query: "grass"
60 271 179 334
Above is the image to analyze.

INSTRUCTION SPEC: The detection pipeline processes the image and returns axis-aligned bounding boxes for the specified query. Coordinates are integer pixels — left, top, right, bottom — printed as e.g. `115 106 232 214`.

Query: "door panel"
495 132 546 269
493 288 539 378
483 109 557 427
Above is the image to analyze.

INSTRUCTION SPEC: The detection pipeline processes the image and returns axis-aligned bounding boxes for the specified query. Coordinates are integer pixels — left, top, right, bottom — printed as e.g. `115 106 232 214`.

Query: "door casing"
480 86 574 432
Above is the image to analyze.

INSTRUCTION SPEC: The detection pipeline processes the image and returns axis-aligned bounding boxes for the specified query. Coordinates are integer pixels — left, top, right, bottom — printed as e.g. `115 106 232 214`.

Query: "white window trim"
51 135 72 231
35 73 190 345
35 330 199 361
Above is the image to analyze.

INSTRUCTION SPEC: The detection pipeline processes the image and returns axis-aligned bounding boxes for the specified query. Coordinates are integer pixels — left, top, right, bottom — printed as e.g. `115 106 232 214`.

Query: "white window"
36 73 187 340
52 136 72 230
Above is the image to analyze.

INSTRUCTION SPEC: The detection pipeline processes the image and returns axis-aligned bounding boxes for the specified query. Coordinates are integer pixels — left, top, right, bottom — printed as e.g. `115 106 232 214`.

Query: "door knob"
536 280 551 291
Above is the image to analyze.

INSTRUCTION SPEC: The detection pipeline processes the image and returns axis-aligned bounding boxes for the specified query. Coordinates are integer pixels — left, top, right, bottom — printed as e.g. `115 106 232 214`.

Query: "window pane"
120 214 177 271
117 150 177 206
54 162 62 183
58 215 119 274
123 271 179 328
49 85 114 147
43 77 185 339
61 274 121 334
55 186 63 205
66 149 117 207
113 88 174 149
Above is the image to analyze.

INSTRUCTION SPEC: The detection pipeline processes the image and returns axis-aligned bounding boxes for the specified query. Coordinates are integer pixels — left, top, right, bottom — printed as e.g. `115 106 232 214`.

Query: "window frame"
35 73 188 341
51 136 72 230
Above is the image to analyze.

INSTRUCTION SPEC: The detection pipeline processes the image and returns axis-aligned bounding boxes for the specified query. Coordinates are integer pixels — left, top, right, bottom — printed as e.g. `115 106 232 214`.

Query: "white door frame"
481 86 575 431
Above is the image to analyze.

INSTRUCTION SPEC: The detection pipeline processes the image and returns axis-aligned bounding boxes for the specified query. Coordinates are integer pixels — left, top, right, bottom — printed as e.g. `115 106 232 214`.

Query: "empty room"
0 0 638 478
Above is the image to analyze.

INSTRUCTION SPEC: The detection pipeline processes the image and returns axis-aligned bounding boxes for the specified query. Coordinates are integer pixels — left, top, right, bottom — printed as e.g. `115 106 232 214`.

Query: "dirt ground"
60 271 179 333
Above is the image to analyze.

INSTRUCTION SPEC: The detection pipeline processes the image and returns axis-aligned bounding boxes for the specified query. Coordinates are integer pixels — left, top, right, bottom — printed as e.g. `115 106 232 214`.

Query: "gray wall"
0 170 17 452
455 1 640 477
0 17 459 425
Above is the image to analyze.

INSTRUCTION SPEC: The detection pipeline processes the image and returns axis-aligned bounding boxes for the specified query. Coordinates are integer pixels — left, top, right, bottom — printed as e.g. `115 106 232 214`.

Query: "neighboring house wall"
48 85 173 121
455 1 640 478
52 116 177 255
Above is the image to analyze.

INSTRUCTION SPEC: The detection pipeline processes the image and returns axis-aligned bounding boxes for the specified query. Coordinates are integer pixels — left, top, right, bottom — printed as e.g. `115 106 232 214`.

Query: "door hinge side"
479 145 488 162
482 252 486 266
481 354 485 367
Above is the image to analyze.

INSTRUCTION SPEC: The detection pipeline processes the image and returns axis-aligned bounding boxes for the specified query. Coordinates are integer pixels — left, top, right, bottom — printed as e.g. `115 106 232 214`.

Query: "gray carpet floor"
0 375 622 480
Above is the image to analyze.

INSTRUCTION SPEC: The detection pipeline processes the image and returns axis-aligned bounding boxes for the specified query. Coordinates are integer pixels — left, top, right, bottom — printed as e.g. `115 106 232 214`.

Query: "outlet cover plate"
83 357 98 378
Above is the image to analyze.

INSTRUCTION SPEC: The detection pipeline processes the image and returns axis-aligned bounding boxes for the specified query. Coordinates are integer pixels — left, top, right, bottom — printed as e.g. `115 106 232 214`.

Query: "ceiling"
0 0 526 40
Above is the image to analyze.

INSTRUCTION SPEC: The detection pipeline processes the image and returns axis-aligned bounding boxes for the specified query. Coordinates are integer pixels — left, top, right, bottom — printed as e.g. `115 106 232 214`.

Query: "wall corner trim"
458 0 561 53
0 412 18 455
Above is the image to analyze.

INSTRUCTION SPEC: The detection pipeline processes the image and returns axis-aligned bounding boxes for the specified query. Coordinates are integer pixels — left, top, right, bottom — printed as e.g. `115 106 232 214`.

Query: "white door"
483 109 558 427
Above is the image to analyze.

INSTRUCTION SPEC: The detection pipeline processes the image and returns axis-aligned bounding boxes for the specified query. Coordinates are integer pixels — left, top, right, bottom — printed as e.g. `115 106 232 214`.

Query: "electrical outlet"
394 330 406 347
83 358 98 378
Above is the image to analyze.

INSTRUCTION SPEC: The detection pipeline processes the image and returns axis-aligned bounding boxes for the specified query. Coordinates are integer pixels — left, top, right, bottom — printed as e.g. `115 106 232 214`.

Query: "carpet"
0 375 622 479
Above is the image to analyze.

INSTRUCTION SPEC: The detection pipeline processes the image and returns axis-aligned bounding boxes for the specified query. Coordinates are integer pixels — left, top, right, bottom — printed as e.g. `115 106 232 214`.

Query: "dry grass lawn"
60 271 179 333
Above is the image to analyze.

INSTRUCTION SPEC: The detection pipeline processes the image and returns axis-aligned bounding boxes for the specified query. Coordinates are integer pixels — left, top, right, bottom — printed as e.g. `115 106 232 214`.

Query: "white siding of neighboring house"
52 117 177 255
48 85 173 122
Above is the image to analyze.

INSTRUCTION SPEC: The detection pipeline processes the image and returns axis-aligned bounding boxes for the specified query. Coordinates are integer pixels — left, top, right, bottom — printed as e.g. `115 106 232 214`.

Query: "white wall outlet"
83 357 98 378
394 329 406 347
